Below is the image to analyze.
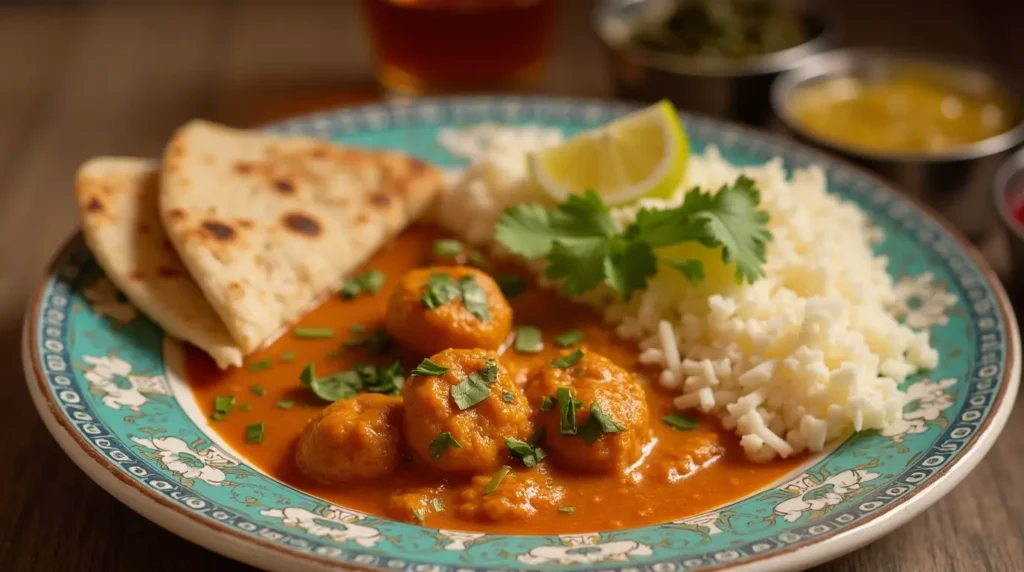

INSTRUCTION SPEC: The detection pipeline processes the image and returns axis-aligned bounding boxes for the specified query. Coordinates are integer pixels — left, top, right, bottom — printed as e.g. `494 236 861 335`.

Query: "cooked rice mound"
436 125 944 462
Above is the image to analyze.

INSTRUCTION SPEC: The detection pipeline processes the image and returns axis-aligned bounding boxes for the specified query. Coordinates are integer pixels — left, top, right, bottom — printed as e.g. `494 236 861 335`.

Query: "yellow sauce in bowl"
788 75 1016 154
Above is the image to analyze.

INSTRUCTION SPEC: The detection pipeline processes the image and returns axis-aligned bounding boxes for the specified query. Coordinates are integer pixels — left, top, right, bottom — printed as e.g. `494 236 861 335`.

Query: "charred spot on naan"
200 219 237 241
368 191 392 208
157 266 181 278
273 178 296 194
165 208 188 224
84 196 104 214
352 213 370 227
233 161 254 175
226 281 246 301
282 212 322 237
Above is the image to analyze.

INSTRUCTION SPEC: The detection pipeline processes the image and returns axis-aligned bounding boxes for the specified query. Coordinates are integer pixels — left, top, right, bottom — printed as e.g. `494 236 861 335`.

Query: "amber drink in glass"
361 0 561 95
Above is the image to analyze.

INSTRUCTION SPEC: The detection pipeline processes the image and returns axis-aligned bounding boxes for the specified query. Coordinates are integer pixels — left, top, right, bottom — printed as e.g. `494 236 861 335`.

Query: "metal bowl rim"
993 147 1024 247
591 0 835 78
770 47 1024 163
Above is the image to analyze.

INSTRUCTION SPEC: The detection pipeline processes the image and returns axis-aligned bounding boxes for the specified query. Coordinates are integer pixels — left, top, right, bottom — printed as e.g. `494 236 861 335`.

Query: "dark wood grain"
0 1 1021 571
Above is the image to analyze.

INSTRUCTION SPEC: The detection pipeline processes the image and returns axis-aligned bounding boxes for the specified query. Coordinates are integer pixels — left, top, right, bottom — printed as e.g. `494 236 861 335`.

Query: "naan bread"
159 120 444 353
75 157 244 368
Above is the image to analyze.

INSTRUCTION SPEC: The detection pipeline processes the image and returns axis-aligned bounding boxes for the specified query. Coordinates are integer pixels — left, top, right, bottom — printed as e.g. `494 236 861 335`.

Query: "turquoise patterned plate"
24 96 1020 571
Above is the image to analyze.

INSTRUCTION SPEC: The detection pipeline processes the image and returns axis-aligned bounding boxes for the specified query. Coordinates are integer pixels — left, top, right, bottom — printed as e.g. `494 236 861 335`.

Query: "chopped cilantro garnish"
341 269 386 300
213 395 235 415
450 359 498 410
238 403 253 413
663 413 700 431
250 384 266 397
514 325 543 354
294 327 334 339
411 358 450 377
502 390 515 404
429 431 462 460
245 423 265 444
483 465 511 495
279 350 296 363
495 274 527 299
540 396 556 412
302 361 404 402
495 177 771 299
558 506 576 514
554 330 585 347
412 508 425 523
276 400 295 410
430 498 446 512
421 272 490 321
589 403 625 433
556 387 577 435
310 369 361 402
578 403 625 444
349 323 366 335
505 437 547 468
432 239 464 258
458 276 490 321
248 359 273 372
210 411 225 422
550 348 585 368
422 273 462 309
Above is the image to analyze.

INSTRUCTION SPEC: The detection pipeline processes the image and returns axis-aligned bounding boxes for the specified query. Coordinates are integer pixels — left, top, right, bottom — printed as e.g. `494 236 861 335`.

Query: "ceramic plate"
24 96 1020 571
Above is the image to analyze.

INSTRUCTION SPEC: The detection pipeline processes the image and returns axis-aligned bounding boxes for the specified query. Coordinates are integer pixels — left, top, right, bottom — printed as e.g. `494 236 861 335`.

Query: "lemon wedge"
528 100 689 205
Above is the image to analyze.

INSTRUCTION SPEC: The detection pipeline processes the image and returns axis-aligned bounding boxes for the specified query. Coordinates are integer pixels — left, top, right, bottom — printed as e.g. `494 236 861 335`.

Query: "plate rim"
24 94 1022 572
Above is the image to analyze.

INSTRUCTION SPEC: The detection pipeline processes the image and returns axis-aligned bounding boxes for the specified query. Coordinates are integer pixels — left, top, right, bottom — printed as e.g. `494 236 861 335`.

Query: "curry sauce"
187 225 804 534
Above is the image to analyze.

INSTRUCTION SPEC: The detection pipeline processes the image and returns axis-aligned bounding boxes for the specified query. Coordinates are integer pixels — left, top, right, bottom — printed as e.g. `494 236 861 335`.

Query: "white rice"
436 124 947 462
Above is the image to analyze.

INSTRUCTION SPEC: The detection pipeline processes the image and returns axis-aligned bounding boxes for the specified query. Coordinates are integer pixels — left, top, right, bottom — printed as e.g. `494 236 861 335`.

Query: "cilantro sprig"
495 176 771 299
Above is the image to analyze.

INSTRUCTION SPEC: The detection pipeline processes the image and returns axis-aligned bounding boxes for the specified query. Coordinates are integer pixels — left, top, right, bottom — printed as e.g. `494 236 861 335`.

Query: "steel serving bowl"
772 48 1024 242
593 0 833 126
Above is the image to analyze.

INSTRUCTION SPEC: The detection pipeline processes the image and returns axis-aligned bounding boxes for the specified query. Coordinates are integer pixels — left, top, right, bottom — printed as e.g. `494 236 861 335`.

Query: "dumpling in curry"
295 394 403 484
402 349 532 474
526 349 651 475
385 266 512 357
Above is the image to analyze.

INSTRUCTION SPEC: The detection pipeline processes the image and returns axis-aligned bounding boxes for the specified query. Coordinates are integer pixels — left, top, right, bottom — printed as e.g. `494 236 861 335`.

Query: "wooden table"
2 1 1022 570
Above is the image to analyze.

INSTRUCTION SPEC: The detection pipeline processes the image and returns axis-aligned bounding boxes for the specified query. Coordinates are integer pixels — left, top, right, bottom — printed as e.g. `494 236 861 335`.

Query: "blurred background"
6 0 1024 281
3 1 1024 571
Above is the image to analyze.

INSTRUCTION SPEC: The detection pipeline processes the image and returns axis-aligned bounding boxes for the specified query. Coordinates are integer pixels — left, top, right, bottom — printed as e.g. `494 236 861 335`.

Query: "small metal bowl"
994 148 1024 284
593 0 833 126
772 49 1024 241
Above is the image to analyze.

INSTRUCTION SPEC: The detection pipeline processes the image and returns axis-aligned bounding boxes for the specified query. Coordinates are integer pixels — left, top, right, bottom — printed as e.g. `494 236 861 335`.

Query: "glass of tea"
361 0 562 95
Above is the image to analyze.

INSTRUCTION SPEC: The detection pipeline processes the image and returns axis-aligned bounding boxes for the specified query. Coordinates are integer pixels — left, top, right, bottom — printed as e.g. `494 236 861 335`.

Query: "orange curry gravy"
187 225 803 534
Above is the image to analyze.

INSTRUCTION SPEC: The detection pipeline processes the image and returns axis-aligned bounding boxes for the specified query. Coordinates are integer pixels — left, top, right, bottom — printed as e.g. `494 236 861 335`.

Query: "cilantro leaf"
422 273 462 309
604 239 658 298
458 276 491 321
450 359 499 410
544 237 612 296
429 431 461 460
497 191 620 258
663 413 700 430
691 176 772 283
302 361 404 402
505 437 547 468
411 358 449 377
